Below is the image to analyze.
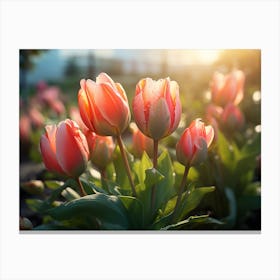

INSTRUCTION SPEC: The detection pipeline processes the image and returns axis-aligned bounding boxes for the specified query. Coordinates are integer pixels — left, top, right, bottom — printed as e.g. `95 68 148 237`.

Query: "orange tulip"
84 130 115 170
176 119 214 167
210 70 245 107
130 123 153 158
132 77 182 140
220 103 244 130
78 73 131 136
40 119 89 178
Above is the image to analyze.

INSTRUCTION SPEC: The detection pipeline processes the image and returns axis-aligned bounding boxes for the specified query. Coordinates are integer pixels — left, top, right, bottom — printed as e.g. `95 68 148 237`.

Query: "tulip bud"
78 73 131 136
130 123 153 158
220 103 244 131
84 130 115 170
210 70 245 107
176 119 214 167
40 119 89 178
21 180 44 195
132 77 182 140
20 217 33 230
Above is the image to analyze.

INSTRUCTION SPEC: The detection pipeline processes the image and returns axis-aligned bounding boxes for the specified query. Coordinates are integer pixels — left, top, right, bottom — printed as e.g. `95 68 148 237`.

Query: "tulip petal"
56 121 88 177
148 98 171 140
78 88 96 132
205 125 214 147
132 93 147 134
142 78 166 104
96 72 116 88
191 137 208 166
98 83 130 131
40 130 64 174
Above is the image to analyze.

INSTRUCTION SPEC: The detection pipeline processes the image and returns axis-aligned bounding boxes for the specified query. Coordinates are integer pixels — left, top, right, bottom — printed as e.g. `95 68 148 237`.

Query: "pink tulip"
130 123 153 158
20 114 31 141
176 119 214 167
210 70 245 107
40 119 89 178
205 104 223 122
78 73 131 136
29 107 45 128
49 100 65 116
84 130 115 170
220 103 244 130
69 106 89 133
132 77 182 140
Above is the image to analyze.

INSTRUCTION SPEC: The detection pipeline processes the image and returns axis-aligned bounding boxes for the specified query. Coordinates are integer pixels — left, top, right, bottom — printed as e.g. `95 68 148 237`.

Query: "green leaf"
25 199 45 213
113 146 134 191
48 193 130 230
61 187 80 201
80 178 107 195
44 180 64 190
119 196 144 229
217 131 235 172
179 186 216 220
241 133 261 157
134 151 153 185
221 187 237 229
136 167 164 225
160 215 223 230
154 150 176 211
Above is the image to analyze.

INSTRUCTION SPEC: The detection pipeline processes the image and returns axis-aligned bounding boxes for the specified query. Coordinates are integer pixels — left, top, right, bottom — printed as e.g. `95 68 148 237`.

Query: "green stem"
77 177 87 197
151 139 159 215
172 165 190 223
116 134 137 197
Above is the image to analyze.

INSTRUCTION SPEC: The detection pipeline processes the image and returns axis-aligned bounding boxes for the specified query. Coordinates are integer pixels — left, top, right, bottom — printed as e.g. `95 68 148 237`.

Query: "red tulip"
84 130 115 170
40 119 89 178
220 103 244 130
132 77 182 140
78 73 131 136
176 119 214 167
210 70 245 107
130 123 153 158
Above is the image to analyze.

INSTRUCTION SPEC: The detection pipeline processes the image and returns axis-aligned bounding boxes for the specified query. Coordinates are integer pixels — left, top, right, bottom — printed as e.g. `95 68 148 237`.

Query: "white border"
1 1 279 279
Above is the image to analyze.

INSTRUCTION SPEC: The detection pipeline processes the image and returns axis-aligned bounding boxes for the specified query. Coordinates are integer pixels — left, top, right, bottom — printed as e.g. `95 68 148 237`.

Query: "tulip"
78 72 131 136
210 70 245 107
176 119 214 167
29 107 45 128
78 73 136 196
132 77 182 140
69 106 89 133
20 114 31 142
173 119 214 222
130 123 153 158
40 119 89 179
220 103 244 131
205 104 223 122
84 130 115 170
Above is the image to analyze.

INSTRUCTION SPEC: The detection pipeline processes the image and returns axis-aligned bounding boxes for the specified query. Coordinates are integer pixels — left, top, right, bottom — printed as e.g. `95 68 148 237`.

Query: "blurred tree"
64 56 80 77
20 50 47 95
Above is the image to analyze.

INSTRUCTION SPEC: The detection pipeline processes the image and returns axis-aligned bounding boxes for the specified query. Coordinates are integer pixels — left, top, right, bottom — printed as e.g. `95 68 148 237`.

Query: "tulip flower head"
78 73 131 136
176 119 214 167
132 77 182 140
220 103 244 131
130 122 153 158
210 70 245 107
84 130 115 170
40 119 89 178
